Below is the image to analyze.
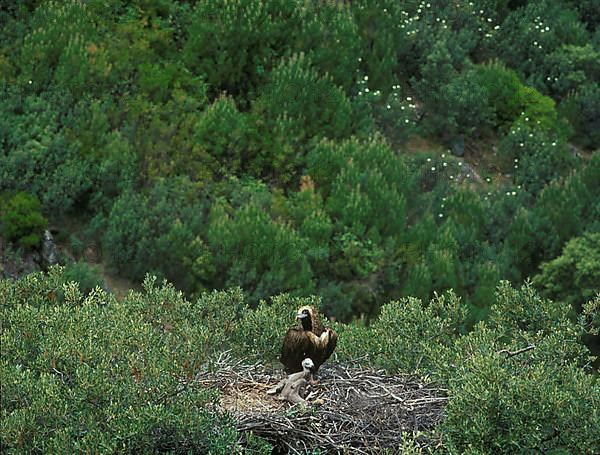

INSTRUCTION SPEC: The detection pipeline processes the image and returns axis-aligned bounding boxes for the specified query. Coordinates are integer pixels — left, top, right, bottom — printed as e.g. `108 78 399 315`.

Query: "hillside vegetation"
1 268 599 452
0 0 599 452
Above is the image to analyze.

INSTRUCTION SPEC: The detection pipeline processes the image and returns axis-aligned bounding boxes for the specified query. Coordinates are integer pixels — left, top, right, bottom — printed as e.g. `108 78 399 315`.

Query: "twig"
498 345 536 358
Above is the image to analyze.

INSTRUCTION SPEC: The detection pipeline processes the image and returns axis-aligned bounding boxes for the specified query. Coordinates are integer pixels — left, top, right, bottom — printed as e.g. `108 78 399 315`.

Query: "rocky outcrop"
42 229 59 266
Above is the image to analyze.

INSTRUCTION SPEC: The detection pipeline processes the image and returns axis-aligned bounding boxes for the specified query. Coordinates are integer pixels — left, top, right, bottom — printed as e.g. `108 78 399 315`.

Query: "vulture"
280 305 338 374
267 358 315 404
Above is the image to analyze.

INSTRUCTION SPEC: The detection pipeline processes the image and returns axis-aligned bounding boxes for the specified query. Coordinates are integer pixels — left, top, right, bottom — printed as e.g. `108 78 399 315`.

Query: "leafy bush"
207 194 314 304
61 261 104 295
534 233 600 312
183 96 248 182
2 267 598 453
496 0 589 92
0 192 48 248
426 66 495 138
101 179 211 294
442 282 599 453
443 328 599 453
498 119 575 194
183 0 303 99
560 83 600 150
0 269 240 453
248 54 354 184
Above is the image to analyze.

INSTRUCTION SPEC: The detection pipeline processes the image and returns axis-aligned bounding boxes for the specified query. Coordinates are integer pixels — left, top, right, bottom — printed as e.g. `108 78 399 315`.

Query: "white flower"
364 75 369 81
431 167 436 171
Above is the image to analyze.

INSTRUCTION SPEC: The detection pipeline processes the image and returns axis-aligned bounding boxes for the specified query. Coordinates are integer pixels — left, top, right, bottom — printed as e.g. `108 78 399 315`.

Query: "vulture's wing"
323 328 338 363
312 328 338 371
281 328 314 374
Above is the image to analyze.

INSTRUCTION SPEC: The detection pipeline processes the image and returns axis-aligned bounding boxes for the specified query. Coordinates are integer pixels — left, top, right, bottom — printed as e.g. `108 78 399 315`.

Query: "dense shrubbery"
0 192 48 249
0 270 239 453
1 269 598 452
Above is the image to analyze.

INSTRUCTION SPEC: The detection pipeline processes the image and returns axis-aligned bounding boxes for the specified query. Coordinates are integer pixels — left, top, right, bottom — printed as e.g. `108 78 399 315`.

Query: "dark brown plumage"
280 305 338 374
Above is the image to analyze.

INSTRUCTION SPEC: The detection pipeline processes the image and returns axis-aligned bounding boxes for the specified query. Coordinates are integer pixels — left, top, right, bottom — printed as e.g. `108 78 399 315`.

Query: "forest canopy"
1 0 598 320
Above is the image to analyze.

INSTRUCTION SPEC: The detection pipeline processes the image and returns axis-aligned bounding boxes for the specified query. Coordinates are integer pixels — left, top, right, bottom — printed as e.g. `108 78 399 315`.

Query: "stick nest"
195 353 448 453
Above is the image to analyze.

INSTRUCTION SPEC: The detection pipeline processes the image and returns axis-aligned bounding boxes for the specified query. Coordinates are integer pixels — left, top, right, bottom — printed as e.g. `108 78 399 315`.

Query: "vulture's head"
296 305 318 331
301 357 315 372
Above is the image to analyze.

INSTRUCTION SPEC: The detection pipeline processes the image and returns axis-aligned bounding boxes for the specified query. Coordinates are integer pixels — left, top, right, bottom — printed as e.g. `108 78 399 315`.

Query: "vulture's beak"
297 312 308 320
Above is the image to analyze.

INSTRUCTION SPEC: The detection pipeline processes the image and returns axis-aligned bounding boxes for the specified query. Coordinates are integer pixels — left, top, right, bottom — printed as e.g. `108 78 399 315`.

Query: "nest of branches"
195 353 448 453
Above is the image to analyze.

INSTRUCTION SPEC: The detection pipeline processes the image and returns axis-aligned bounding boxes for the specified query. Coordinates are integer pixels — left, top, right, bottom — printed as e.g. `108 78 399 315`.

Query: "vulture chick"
267 358 315 404
280 305 337 374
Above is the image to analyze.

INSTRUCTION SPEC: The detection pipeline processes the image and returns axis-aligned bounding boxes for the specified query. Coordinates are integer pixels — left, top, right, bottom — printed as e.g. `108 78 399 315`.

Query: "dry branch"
498 345 536 358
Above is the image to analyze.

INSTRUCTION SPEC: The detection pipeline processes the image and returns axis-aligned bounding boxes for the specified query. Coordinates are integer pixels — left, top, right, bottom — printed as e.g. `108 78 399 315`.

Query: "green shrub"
62 261 104 296
0 269 239 453
0 192 48 248
248 54 354 184
443 282 598 453
183 0 303 99
443 327 599 454
473 62 531 129
183 96 248 182
343 291 465 377
542 44 600 99
499 120 575 193
207 196 314 304
0 90 95 214
101 179 211 294
308 137 410 240
560 83 600 150
496 0 589 93
534 233 600 312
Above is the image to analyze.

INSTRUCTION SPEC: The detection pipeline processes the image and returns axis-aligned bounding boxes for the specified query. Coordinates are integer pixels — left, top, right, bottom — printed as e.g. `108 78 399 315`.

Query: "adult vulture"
280 305 338 374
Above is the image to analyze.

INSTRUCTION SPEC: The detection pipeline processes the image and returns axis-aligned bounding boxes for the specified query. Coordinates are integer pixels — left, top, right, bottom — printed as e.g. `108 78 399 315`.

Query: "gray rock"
42 229 59 266
451 135 465 157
